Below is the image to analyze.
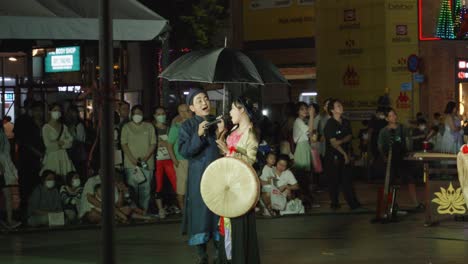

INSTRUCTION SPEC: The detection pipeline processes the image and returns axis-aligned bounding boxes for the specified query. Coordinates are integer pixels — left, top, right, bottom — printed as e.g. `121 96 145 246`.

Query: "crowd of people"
1 92 465 233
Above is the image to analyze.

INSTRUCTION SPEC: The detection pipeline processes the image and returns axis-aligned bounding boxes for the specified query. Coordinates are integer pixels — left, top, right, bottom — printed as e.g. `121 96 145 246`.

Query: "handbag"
280 198 305 215
131 166 147 184
311 144 323 173
270 187 287 211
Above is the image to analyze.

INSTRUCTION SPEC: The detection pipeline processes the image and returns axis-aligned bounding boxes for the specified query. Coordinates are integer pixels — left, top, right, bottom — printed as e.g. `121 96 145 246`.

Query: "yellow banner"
385 0 418 121
316 0 419 122
243 0 315 41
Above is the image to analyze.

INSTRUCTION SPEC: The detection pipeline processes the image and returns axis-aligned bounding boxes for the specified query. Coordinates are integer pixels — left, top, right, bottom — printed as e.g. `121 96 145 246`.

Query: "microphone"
204 118 222 128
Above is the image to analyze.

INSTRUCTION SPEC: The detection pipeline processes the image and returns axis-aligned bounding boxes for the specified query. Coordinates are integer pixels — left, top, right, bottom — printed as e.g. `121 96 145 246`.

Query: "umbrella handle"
222 84 226 115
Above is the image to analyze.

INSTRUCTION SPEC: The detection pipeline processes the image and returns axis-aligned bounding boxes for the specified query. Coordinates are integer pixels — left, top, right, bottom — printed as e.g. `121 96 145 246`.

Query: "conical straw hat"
201 157 260 218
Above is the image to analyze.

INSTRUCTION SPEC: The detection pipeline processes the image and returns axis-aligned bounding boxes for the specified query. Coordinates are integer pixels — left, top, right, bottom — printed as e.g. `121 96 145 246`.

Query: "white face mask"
419 125 426 131
132 114 143 123
155 115 166 124
51 111 61 120
45 180 55 189
72 179 81 188
362 133 369 140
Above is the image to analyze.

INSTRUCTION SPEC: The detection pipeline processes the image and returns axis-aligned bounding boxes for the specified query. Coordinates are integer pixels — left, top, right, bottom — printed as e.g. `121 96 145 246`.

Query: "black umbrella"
159 47 289 113
159 48 289 86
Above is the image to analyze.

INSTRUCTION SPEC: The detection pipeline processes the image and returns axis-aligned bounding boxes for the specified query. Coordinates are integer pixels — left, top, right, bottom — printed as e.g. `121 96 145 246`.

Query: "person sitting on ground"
114 170 152 222
27 170 63 227
259 152 277 189
85 184 128 224
60 171 83 224
78 171 101 222
260 154 300 214
259 152 277 215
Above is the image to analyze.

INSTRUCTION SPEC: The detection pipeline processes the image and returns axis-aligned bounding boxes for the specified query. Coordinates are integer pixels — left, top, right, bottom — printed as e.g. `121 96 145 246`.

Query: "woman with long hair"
216 96 260 264
41 103 75 179
440 101 463 153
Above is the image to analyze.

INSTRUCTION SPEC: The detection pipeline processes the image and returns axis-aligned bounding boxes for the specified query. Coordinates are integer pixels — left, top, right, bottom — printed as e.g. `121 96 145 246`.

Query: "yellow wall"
317 0 419 123
243 0 315 41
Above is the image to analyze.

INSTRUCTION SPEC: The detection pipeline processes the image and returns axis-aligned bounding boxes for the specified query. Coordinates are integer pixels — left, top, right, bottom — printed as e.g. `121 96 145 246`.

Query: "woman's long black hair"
229 96 259 140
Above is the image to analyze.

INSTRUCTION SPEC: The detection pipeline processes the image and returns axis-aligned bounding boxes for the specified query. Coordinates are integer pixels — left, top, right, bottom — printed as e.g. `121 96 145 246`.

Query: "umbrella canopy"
159 48 289 86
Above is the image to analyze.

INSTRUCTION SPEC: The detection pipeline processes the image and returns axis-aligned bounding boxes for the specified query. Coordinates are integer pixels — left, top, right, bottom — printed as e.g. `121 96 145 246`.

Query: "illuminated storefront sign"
45 46 80 73
58 85 82 93
457 59 468 80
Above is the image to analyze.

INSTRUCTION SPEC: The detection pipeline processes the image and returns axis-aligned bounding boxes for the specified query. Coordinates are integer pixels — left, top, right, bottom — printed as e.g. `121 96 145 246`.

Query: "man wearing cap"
179 88 223 264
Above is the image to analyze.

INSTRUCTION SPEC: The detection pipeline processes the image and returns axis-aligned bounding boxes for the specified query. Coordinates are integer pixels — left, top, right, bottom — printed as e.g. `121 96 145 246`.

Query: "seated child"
60 171 83 223
260 152 277 193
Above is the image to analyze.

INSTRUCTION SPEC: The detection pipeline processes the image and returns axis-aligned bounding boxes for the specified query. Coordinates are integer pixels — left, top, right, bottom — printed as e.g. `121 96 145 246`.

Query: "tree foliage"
180 0 226 48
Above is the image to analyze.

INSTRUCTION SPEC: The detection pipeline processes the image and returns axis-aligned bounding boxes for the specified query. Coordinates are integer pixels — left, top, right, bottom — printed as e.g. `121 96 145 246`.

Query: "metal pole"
160 33 170 107
99 0 115 263
2 58 5 118
411 73 415 119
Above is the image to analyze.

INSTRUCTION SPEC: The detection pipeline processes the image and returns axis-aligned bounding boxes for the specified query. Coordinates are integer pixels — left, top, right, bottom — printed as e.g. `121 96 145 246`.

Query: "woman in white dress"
440 101 463 153
41 103 75 179
0 123 21 229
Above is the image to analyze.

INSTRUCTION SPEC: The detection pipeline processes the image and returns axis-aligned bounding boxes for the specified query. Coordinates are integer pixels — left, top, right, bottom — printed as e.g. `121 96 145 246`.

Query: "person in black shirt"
13 101 45 217
378 108 422 209
324 99 361 210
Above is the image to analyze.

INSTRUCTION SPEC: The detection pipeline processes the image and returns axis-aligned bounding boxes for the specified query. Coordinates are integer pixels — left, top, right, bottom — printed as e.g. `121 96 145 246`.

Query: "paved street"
0 211 467 264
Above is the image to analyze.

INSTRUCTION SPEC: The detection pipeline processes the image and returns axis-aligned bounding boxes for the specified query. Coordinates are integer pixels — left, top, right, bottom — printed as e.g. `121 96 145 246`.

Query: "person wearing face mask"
378 108 422 210
41 103 75 179
60 171 83 224
120 105 157 214
27 170 63 227
152 106 179 218
14 101 45 217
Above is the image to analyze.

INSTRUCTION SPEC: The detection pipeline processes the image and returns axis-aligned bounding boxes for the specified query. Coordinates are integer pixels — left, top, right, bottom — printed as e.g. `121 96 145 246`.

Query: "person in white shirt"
78 173 101 222
260 152 277 192
260 154 300 211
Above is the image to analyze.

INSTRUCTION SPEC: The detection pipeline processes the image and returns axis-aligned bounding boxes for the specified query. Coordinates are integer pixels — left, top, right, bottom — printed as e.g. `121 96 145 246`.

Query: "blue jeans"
126 168 152 212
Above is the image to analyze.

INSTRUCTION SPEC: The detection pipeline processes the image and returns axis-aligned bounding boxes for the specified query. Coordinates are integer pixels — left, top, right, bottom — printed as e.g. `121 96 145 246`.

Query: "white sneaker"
172 206 181 214
262 208 272 217
159 209 167 219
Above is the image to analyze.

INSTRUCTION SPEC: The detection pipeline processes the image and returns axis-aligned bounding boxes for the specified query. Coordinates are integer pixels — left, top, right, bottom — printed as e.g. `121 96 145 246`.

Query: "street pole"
99 0 115 263
411 72 415 119
1 58 5 118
